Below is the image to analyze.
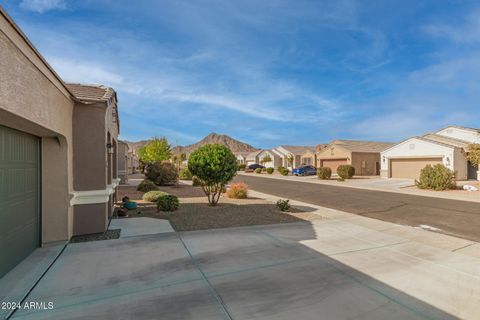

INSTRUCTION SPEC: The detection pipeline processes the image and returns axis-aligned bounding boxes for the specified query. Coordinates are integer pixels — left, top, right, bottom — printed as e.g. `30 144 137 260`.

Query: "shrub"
261 167 267 173
337 165 355 180
279 167 290 176
142 191 168 202
179 167 192 180
276 199 290 212
266 167 274 174
277 166 286 172
136 179 158 192
317 167 332 180
146 162 178 185
415 164 456 191
188 144 237 206
192 176 204 186
255 168 262 174
157 194 179 212
226 183 248 199
238 164 246 171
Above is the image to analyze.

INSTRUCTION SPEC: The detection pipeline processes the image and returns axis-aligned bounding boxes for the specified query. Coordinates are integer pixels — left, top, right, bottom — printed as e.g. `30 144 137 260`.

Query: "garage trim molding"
70 178 121 205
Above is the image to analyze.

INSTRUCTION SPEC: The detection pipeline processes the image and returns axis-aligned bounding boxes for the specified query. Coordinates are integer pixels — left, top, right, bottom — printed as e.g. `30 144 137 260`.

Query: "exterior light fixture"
106 143 114 154
382 156 386 163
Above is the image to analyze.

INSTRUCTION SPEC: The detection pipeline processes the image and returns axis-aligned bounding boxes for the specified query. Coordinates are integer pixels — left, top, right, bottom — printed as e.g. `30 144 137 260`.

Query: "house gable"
436 126 480 143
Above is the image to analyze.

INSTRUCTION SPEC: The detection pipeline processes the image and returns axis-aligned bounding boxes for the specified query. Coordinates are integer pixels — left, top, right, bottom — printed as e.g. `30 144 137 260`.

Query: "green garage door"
0 125 40 278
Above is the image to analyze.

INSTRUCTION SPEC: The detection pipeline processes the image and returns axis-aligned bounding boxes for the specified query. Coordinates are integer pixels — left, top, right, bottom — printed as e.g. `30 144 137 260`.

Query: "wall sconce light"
445 156 450 165
382 156 386 163
106 143 114 154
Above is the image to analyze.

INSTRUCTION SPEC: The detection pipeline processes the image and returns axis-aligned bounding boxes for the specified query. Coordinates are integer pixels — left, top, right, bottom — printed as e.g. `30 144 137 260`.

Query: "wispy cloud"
19 0 66 13
422 9 480 44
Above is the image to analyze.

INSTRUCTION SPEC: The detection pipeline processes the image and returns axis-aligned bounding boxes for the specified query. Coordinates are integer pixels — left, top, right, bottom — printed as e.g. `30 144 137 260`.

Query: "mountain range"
124 133 259 155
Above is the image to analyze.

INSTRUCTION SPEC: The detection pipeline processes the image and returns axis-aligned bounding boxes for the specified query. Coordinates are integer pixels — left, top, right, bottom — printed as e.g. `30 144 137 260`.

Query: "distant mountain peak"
125 133 258 155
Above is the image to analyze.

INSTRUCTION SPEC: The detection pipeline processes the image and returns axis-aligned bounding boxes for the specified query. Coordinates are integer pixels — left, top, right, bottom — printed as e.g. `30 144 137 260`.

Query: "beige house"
317 140 394 176
381 126 480 180
258 150 282 168
118 141 129 183
246 150 263 166
234 152 250 165
271 145 315 170
0 8 120 278
300 149 317 166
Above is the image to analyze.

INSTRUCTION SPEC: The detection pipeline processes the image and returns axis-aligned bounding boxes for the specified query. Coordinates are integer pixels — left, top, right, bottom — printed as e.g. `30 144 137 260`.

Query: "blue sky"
3 0 480 148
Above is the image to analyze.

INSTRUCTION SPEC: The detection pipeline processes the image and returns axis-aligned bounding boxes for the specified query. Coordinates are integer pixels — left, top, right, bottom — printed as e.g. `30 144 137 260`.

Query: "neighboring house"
127 148 140 173
258 150 282 168
300 148 317 166
246 150 263 166
381 126 480 180
234 152 250 165
271 145 315 170
118 141 129 183
0 8 120 278
317 140 394 176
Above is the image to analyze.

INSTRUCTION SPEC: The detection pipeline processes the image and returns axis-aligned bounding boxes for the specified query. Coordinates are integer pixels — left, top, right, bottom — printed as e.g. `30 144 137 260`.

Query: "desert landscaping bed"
116 184 322 231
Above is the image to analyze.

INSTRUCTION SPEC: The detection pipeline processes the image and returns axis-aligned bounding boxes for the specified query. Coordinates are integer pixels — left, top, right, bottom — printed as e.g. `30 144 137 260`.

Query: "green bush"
179 167 192 180
276 199 290 212
145 162 178 185
136 179 158 192
156 194 179 212
266 167 274 174
415 164 456 191
279 167 290 176
255 168 262 174
237 164 246 171
188 144 237 206
317 167 332 180
142 191 168 202
337 165 355 180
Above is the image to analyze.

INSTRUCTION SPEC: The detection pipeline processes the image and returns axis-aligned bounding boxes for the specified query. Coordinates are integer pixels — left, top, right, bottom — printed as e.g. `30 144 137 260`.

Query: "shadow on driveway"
8 220 458 320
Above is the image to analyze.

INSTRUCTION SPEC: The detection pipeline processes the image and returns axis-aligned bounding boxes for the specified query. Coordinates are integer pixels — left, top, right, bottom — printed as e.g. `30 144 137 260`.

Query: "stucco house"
234 152 250 165
246 150 263 166
317 140 394 176
0 8 120 278
257 150 282 168
381 126 480 180
118 141 129 183
300 148 317 166
127 147 140 173
271 145 315 170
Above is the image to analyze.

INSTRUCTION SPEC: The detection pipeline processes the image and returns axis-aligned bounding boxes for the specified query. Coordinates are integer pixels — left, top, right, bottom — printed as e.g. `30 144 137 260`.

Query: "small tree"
467 144 480 170
261 154 272 166
188 144 237 206
171 152 187 186
286 154 294 168
138 137 172 165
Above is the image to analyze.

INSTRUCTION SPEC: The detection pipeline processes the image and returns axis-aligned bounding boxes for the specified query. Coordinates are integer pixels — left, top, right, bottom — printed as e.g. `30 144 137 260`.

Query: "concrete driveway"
9 215 480 319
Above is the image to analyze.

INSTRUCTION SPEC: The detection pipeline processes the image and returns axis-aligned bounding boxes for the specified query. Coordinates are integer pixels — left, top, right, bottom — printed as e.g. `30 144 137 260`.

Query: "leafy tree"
188 144 237 206
171 152 187 186
138 137 172 164
286 154 294 167
261 154 272 166
467 143 480 169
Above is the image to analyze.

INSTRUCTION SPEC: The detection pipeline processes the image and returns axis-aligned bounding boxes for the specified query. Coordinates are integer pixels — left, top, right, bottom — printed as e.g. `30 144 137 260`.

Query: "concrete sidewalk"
237 171 480 203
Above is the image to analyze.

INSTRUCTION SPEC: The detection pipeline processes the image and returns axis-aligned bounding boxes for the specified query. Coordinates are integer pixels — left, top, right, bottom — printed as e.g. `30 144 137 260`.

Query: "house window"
361 160 367 168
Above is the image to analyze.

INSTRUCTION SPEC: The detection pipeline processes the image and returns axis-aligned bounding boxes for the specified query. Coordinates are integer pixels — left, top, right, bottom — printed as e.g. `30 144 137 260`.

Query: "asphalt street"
234 175 480 242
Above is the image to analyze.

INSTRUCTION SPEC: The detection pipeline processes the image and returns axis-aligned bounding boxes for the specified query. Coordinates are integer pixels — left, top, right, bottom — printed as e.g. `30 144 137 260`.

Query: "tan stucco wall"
316 145 352 162
73 203 108 236
454 148 468 180
351 152 381 176
72 103 107 191
0 15 74 244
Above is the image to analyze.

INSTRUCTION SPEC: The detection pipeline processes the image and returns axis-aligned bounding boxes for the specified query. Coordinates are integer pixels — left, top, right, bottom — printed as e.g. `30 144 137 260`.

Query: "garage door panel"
321 159 348 172
390 158 443 179
0 125 39 278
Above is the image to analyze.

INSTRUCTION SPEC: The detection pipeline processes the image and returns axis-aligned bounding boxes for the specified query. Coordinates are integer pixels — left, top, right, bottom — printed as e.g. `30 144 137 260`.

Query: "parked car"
248 164 265 170
292 165 317 176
